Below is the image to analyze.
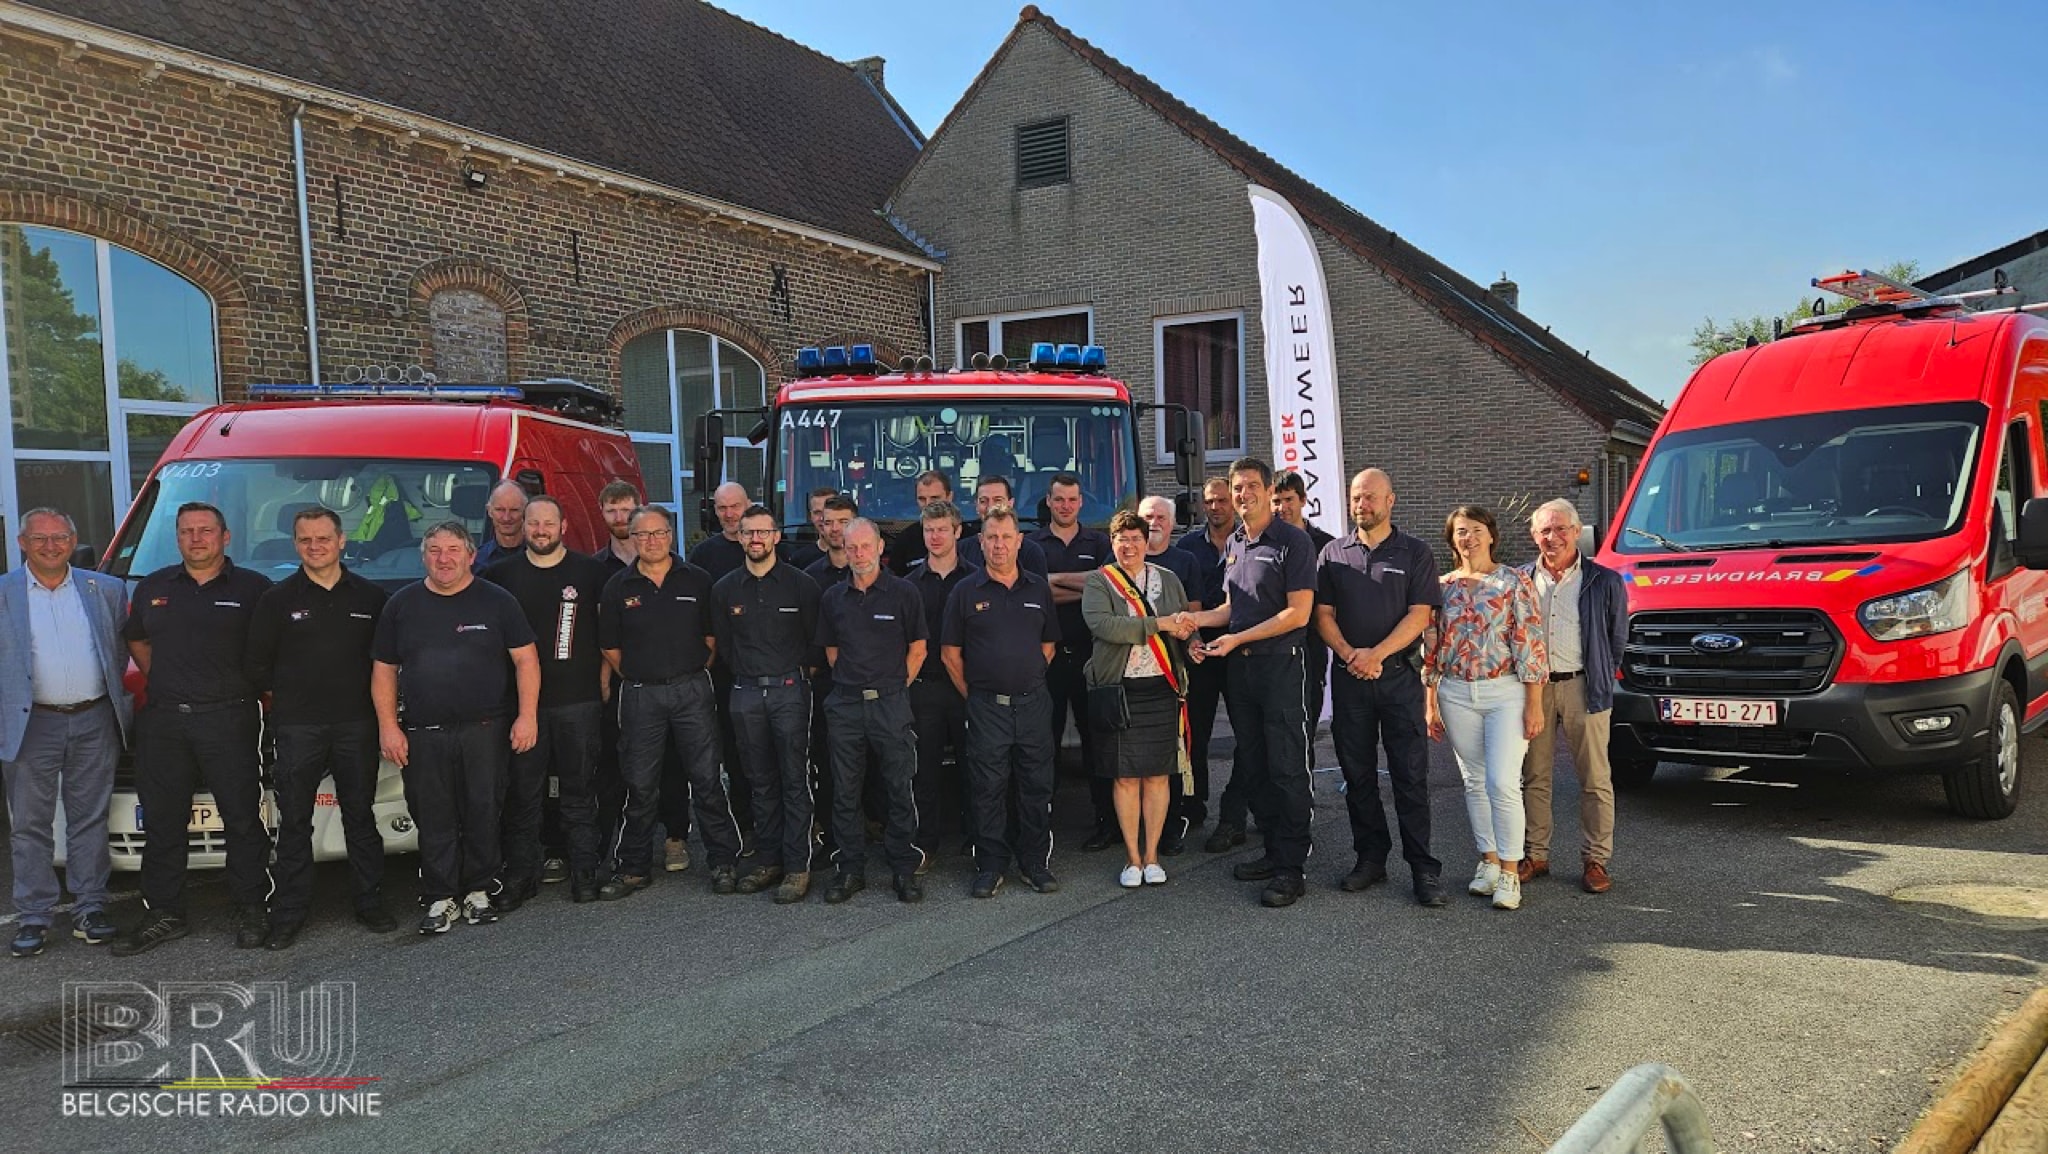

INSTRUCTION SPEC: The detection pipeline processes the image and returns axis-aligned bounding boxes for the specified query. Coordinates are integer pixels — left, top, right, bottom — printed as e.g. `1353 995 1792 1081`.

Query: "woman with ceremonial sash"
1081 510 1198 888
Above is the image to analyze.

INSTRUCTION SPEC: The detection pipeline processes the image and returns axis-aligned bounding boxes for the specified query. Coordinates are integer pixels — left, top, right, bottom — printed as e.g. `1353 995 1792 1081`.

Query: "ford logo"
1691 632 1745 654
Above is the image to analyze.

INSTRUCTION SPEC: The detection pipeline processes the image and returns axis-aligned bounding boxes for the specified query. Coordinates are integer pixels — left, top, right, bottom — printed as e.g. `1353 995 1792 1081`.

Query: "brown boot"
1516 857 1550 882
1581 860 1612 894
773 872 810 905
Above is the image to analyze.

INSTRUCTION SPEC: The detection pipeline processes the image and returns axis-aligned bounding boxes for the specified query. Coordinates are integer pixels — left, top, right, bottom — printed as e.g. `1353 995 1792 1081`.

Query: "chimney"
1489 272 1519 313
850 56 886 88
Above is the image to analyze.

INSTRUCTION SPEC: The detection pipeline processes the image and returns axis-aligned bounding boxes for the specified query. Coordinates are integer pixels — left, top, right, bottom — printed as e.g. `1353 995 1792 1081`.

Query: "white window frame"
953 305 1095 370
1152 310 1245 465
624 328 765 512
0 226 214 569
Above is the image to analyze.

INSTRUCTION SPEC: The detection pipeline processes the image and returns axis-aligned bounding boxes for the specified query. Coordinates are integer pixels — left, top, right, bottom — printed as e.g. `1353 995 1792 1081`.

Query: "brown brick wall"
0 36 928 422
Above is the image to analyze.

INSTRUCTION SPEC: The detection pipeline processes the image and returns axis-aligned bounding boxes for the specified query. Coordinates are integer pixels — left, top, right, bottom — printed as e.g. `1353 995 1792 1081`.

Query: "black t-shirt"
372 578 537 727
598 558 716 682
686 533 747 584
1149 545 1203 604
245 566 388 725
123 559 274 707
483 550 612 707
816 571 927 693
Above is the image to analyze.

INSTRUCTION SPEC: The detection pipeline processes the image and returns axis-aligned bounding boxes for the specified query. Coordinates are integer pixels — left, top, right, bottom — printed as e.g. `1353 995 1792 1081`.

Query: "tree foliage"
1689 260 1923 366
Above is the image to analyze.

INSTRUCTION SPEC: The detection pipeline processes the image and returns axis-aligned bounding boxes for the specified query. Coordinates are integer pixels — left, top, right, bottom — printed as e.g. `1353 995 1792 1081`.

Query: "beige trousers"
1520 676 1615 865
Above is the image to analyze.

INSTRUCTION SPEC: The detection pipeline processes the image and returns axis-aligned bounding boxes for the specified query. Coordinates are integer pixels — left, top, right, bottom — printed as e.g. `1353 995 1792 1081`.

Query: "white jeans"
1438 675 1529 861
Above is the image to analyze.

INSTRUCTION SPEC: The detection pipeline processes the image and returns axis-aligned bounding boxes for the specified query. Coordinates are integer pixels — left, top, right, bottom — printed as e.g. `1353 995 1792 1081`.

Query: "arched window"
429 288 508 381
620 330 765 507
0 225 217 565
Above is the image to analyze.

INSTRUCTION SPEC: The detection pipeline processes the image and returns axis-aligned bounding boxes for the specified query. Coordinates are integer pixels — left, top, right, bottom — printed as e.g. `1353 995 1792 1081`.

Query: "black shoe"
1021 870 1061 894
1080 825 1118 852
970 872 1004 899
265 922 304 952
894 874 924 904
734 865 784 895
111 915 189 957
1340 862 1389 892
570 873 602 903
598 874 650 901
1413 874 1449 908
824 873 866 904
1203 822 1246 853
1159 818 1188 857
1261 874 1306 908
235 907 270 949
711 865 739 895
72 910 117 945
355 906 398 933
541 857 570 884
1232 858 1278 882
10 924 47 958
495 878 539 913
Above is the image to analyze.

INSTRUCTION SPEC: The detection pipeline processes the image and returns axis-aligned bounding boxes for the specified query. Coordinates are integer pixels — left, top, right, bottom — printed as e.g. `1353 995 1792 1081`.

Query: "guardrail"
1546 1063 1715 1154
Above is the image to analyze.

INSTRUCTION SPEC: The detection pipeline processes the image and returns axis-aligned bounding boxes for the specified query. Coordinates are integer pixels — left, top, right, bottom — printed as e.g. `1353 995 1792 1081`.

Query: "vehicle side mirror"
698 497 717 538
70 544 97 571
1173 410 1206 488
1578 524 1597 559
2017 498 2048 570
514 468 545 495
691 414 723 495
1176 491 1198 526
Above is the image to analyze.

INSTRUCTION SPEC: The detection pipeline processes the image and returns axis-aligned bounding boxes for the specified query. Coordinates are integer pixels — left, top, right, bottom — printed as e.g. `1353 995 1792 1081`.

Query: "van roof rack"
246 378 618 423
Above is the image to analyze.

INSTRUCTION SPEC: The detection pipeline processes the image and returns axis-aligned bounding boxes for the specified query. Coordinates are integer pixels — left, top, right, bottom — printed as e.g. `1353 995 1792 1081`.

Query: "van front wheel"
1942 680 2021 820
1611 752 1659 791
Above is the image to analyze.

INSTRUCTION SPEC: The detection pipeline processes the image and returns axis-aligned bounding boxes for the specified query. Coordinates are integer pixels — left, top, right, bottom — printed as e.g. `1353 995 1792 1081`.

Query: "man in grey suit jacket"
2 508 133 958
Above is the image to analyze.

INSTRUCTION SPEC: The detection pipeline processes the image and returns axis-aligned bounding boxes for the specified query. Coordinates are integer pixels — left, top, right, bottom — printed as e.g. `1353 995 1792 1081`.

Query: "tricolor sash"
1099 564 1194 796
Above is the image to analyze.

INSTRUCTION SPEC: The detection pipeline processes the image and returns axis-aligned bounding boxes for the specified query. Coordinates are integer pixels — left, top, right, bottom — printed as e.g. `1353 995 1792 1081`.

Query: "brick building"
1918 227 2048 305
886 7 1663 562
0 0 936 564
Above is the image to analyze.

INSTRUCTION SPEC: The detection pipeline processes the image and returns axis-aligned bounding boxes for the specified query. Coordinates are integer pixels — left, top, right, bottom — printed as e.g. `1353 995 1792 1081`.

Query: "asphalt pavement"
0 725 2042 1153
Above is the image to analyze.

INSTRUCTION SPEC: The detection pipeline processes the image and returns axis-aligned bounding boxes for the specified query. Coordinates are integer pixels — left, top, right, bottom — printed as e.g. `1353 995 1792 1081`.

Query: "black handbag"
1088 684 1131 732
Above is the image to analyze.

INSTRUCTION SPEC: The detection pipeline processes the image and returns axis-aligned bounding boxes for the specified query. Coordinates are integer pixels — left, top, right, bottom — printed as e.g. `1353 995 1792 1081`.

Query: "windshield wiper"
1624 526 1691 553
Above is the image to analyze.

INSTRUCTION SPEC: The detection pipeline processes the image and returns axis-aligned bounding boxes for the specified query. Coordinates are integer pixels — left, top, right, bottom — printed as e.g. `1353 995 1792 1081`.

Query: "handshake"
1162 611 1201 641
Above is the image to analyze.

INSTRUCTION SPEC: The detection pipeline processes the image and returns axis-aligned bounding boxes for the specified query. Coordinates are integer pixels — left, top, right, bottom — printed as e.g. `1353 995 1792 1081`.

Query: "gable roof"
26 0 926 256
914 5 1664 433
1917 226 2048 292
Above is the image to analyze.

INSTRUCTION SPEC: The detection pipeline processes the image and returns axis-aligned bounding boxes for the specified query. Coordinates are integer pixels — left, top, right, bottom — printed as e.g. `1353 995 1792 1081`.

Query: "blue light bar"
1029 342 1057 368
1056 343 1082 368
822 345 849 371
1079 345 1107 370
248 383 524 402
850 343 875 366
795 346 823 375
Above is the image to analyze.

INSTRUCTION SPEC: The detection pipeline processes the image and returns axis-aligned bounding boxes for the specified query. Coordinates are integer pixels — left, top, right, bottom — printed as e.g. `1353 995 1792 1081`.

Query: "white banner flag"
1248 184 1346 535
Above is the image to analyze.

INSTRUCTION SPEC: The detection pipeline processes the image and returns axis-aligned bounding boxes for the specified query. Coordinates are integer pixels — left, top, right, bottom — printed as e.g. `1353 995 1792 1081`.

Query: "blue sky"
722 0 2048 402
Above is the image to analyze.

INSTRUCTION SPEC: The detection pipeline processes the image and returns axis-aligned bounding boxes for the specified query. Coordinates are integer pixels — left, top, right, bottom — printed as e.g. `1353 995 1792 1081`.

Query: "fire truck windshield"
777 401 1135 528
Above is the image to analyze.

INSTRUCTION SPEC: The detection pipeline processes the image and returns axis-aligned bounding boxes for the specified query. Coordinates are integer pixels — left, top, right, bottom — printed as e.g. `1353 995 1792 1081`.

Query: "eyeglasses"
739 529 777 539
629 529 673 541
22 534 74 547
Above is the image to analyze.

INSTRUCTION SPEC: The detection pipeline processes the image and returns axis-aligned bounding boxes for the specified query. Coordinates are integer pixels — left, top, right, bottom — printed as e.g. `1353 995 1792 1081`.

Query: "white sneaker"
1142 863 1167 886
417 899 458 935
1468 861 1500 896
461 891 499 925
1492 871 1522 910
1119 865 1144 889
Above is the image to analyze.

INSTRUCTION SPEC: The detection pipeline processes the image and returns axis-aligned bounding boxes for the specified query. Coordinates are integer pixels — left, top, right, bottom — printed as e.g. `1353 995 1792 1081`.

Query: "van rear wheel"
1942 680 2020 820
1611 752 1659 791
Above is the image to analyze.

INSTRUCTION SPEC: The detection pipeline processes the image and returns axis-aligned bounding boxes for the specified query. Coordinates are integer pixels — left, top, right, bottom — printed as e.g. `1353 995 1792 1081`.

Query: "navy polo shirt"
1316 526 1442 653
1222 518 1317 653
1177 527 1232 636
1149 544 1202 603
711 560 820 679
958 532 1048 576
1030 525 1111 652
804 552 851 589
597 557 716 682
940 568 1062 696
685 532 747 583
908 556 979 679
124 559 274 707
817 571 927 693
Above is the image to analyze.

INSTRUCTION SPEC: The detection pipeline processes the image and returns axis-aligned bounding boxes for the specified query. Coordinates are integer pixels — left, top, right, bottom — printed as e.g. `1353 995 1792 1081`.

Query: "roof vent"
1489 273 1519 313
1016 117 1070 189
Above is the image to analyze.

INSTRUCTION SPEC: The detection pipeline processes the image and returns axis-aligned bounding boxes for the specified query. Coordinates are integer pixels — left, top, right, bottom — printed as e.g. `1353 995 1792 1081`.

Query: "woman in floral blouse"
1423 505 1548 910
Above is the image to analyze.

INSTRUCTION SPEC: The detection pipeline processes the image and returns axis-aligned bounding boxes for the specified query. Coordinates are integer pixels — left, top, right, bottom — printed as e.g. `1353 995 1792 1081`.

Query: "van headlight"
1858 571 1971 641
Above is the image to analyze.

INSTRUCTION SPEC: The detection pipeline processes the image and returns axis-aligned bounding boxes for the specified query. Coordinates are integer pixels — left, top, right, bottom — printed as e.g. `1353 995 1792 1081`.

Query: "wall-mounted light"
461 162 487 192
1573 468 1592 487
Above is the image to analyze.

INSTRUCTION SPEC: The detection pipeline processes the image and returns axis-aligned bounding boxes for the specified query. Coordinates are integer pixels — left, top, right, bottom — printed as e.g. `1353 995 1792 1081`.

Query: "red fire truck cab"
1600 271 2048 818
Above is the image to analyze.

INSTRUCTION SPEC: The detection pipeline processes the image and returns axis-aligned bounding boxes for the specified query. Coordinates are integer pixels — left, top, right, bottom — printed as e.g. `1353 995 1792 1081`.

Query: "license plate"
133 804 226 832
1658 697 1779 727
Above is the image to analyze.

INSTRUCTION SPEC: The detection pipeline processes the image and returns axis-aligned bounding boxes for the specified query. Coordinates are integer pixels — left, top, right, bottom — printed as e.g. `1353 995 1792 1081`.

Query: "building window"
1155 312 1243 462
428 288 508 380
954 308 1092 368
620 329 766 515
1015 118 1070 189
0 224 217 567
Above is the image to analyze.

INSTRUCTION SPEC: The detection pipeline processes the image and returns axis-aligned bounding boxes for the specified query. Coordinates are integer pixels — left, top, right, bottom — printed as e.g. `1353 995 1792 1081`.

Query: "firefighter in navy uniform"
905 500 978 851
1029 472 1114 849
113 502 275 957
483 495 613 906
711 505 821 903
245 506 393 949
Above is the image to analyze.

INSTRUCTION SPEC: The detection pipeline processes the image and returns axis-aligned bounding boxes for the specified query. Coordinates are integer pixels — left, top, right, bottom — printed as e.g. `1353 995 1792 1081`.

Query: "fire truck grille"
1623 609 1839 695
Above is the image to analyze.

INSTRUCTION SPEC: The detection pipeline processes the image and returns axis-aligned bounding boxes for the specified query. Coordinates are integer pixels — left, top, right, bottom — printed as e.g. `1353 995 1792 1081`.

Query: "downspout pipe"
291 104 322 385
926 271 939 363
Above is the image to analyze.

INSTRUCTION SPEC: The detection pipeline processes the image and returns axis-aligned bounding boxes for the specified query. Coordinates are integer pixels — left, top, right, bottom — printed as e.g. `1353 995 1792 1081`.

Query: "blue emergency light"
1079 345 1107 371
1030 342 1057 367
850 343 875 366
822 345 849 371
1056 343 1082 368
249 383 524 402
795 346 823 374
